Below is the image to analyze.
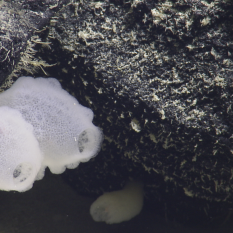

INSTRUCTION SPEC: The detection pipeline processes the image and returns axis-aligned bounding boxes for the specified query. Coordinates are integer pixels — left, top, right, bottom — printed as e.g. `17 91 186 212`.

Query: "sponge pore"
0 106 42 191
0 76 103 174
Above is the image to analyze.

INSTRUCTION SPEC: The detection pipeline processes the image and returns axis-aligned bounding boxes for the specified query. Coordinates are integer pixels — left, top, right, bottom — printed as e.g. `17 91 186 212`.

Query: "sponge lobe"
0 106 42 192
90 180 144 224
0 76 103 174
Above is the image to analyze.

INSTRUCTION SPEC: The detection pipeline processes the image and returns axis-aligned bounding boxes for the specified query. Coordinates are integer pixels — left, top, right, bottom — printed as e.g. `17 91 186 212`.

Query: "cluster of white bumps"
0 76 103 192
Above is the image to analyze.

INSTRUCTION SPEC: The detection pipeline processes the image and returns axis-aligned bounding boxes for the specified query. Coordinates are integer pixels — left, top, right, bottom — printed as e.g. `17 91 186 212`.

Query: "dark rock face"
1 0 233 224
49 0 233 197
0 0 68 84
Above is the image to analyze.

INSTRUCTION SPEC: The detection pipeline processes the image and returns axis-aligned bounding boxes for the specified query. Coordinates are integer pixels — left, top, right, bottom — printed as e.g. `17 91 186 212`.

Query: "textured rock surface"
0 0 68 84
1 0 233 224
45 0 233 198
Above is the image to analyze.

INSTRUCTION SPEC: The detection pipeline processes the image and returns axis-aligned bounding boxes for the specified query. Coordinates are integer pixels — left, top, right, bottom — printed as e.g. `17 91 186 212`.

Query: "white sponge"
0 76 103 174
90 180 144 224
0 106 42 192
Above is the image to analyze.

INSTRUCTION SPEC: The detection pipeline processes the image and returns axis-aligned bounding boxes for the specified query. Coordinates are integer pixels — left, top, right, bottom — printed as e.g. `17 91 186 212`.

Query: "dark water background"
0 171 232 233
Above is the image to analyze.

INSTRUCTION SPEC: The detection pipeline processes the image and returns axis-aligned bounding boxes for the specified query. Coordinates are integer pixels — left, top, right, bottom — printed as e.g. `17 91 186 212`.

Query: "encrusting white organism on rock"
90 180 144 224
0 76 103 191
0 106 42 192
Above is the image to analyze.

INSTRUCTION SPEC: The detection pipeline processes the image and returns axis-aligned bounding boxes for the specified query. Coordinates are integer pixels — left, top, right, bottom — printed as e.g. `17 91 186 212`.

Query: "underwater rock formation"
1 0 233 224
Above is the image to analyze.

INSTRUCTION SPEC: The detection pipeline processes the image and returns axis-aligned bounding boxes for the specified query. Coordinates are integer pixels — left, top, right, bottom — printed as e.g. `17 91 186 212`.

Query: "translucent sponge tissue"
90 180 144 224
0 106 42 192
0 76 103 191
